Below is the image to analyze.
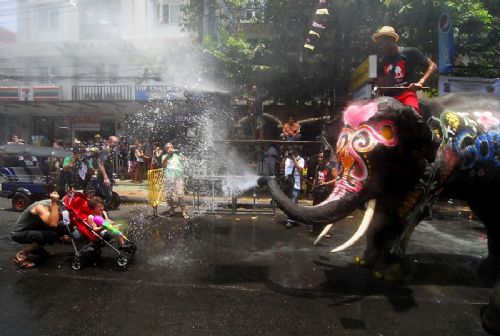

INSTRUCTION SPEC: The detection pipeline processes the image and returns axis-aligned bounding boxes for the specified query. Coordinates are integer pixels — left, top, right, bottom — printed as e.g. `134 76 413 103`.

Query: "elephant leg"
468 197 500 277
357 208 388 267
357 200 406 280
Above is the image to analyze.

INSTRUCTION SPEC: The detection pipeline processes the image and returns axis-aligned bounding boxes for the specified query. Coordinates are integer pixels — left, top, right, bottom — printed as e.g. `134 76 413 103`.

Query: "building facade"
0 0 192 145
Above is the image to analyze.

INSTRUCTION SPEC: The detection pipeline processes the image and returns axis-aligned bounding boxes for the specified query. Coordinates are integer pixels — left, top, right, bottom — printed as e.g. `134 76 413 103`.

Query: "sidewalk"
114 179 149 203
114 179 313 206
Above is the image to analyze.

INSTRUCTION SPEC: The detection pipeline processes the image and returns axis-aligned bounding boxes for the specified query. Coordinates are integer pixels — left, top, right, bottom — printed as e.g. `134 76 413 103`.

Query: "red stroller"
62 192 136 270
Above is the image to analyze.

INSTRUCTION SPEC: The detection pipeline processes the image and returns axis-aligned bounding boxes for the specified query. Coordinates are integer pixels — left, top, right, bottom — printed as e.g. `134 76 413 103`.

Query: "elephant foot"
354 250 379 268
371 255 406 283
354 256 372 268
372 263 404 283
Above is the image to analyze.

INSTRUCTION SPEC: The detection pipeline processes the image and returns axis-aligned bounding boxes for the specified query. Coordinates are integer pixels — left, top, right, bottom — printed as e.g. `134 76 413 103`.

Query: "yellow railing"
147 169 164 215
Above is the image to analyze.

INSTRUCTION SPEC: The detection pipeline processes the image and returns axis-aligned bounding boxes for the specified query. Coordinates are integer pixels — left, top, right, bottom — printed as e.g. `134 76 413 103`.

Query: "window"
153 1 182 24
38 10 59 29
169 5 182 25
38 67 58 83
154 1 163 23
162 4 170 23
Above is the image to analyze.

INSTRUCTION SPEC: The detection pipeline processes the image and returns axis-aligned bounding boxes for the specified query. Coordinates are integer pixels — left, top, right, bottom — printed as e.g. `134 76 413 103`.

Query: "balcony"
80 23 114 40
72 85 133 101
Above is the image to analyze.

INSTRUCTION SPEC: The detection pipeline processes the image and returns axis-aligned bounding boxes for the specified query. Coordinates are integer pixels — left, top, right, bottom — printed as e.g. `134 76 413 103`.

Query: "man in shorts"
11 191 69 269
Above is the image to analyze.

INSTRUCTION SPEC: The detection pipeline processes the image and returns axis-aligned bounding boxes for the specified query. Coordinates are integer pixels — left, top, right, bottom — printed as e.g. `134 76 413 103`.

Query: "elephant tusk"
330 199 377 253
314 224 333 246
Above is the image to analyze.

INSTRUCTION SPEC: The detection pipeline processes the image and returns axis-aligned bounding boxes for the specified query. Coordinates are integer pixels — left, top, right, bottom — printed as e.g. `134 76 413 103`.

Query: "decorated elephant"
259 92 500 282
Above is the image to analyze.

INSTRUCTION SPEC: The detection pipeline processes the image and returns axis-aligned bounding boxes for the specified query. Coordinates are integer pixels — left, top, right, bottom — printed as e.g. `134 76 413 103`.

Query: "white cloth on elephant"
284 156 304 190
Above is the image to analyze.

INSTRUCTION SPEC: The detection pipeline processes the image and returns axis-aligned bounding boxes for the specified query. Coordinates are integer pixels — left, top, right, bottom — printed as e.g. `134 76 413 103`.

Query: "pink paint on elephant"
474 111 500 130
343 102 379 128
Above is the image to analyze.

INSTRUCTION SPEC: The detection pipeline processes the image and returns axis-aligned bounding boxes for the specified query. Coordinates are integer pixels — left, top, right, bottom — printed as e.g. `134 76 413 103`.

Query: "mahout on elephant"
260 92 500 280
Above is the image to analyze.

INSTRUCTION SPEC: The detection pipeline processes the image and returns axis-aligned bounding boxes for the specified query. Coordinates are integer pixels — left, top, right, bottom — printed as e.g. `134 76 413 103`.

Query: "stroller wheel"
71 257 82 271
117 255 128 267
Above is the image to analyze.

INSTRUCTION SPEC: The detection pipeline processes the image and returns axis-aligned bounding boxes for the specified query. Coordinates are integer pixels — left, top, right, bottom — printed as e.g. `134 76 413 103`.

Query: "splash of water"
222 173 260 197
125 90 261 213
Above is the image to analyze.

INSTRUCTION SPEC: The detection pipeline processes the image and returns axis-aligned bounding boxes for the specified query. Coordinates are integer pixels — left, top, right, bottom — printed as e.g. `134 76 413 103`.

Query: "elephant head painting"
260 92 500 281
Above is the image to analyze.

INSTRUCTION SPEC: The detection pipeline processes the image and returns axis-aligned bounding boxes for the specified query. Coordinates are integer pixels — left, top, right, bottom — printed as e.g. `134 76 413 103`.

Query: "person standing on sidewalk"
97 135 119 208
152 142 164 169
282 147 304 228
133 141 145 183
162 143 189 219
143 139 153 174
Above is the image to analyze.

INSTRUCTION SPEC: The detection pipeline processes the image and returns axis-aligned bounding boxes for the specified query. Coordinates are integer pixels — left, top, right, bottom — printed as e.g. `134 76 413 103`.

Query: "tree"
182 0 499 103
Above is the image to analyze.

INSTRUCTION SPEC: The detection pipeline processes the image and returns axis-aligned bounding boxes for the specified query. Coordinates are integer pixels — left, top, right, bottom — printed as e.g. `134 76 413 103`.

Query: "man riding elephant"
373 26 437 114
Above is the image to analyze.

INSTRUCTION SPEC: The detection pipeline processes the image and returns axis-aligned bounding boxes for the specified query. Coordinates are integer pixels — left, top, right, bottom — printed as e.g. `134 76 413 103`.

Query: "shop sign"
438 11 455 74
0 86 60 101
135 84 182 100
72 115 100 130
33 86 61 101
438 76 499 96
0 86 19 101
20 87 33 101
349 55 377 93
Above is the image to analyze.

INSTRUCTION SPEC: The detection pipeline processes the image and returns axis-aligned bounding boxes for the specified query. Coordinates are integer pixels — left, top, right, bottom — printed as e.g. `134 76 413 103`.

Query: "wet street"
0 198 493 336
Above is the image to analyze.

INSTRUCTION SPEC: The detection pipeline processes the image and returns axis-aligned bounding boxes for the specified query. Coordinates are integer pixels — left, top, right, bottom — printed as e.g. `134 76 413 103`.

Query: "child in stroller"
87 196 132 250
63 191 136 270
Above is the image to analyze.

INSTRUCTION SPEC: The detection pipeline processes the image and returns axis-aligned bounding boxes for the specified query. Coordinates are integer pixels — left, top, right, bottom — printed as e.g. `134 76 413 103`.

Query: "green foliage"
182 0 498 101
375 0 498 78
202 30 270 85
181 0 204 42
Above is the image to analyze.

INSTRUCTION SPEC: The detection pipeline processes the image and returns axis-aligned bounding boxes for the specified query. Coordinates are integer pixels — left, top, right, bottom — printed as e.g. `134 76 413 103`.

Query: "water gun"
93 215 126 239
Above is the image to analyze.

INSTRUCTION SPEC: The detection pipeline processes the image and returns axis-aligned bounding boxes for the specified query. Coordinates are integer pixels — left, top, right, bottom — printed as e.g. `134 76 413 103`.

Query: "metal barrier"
147 169 164 216
190 176 275 215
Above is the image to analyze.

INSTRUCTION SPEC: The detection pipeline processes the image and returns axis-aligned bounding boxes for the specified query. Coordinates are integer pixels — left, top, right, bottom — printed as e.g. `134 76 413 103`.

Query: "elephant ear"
399 105 437 163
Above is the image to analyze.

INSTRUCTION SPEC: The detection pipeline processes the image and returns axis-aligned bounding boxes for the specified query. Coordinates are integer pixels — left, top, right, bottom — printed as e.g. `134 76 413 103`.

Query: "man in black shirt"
96 135 119 208
98 135 119 187
372 26 437 113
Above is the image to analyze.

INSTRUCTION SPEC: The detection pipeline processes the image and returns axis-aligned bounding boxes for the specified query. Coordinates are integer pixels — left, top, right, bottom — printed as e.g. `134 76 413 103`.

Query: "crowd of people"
5 23 440 268
7 134 189 269
2 133 189 215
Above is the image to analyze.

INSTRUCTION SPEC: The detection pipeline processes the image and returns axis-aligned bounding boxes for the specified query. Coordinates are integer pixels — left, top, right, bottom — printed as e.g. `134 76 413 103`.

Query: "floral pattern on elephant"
332 116 399 202
440 110 500 170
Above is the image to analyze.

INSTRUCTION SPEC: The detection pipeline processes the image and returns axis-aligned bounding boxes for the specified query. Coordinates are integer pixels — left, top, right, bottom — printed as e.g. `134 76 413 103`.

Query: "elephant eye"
380 125 394 140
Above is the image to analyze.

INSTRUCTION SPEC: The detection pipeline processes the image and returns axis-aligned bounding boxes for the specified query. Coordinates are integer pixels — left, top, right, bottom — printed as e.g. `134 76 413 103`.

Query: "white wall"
5 0 191 91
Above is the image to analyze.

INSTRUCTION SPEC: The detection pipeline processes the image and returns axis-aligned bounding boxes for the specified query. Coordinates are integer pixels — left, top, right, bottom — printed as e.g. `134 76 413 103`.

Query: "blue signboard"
438 11 455 74
135 84 180 101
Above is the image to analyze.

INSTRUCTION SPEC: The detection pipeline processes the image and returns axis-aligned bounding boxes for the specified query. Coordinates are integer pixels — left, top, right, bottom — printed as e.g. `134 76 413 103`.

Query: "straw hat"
372 26 399 42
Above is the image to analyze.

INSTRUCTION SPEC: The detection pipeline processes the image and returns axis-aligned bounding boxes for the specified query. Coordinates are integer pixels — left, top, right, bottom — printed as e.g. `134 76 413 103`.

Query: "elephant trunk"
259 176 365 225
